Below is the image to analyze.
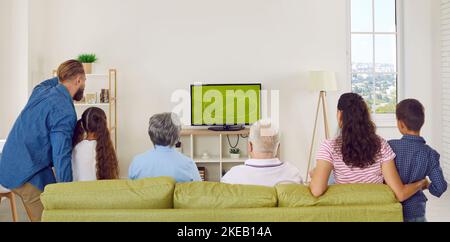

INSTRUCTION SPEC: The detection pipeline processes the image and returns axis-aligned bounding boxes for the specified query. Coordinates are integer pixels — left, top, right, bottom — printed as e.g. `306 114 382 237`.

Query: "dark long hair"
73 107 119 180
337 93 381 169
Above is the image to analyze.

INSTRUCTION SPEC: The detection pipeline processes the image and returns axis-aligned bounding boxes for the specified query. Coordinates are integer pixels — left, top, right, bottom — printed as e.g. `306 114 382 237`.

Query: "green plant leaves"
77 53 98 63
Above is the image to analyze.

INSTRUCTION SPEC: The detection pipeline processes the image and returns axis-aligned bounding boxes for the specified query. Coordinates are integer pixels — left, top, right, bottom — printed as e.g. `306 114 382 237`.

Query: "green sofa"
40 177 403 222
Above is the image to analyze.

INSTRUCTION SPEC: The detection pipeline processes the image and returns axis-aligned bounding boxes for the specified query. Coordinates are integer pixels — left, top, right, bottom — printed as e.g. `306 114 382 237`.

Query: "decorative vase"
82 63 92 74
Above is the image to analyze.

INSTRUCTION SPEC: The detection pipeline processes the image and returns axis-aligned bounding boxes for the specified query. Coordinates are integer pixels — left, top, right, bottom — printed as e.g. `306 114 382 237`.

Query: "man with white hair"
221 120 303 187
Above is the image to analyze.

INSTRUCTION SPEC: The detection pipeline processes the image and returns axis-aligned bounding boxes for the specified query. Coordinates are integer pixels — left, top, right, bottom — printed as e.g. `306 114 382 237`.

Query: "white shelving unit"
180 129 250 182
53 70 118 150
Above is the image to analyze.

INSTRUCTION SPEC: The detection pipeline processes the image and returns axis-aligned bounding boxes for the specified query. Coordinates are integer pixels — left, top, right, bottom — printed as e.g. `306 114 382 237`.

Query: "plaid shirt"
389 135 448 220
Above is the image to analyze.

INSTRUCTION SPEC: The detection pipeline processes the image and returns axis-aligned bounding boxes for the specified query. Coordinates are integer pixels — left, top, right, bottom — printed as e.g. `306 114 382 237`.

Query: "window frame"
347 0 404 127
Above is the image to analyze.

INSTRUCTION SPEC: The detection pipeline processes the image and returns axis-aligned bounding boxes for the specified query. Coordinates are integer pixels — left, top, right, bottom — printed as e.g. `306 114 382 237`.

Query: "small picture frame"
86 93 97 104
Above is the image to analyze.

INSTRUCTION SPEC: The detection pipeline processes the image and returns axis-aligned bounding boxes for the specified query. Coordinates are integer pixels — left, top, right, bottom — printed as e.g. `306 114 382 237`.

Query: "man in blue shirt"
129 113 201 183
389 99 448 222
0 60 86 222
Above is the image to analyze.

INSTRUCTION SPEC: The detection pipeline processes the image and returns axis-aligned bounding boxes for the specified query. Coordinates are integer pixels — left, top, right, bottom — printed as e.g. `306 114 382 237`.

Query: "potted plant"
229 148 240 159
77 53 98 74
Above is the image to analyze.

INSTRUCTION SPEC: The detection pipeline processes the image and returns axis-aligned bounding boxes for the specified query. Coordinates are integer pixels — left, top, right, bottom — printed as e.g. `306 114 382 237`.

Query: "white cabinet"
179 129 249 182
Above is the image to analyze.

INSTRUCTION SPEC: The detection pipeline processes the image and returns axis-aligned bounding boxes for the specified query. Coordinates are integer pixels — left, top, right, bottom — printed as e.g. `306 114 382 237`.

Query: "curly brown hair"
337 93 381 169
73 107 119 180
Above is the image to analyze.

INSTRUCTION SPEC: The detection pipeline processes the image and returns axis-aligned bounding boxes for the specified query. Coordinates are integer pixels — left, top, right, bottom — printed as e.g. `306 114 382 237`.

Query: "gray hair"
249 120 280 156
148 112 182 147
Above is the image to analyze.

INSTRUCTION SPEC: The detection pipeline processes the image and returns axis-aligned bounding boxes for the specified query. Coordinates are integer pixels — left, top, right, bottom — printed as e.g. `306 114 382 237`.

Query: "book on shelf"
198 167 206 181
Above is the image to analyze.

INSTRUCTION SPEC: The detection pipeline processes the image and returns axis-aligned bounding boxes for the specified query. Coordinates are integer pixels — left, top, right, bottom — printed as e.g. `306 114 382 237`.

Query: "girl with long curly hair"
72 107 119 181
309 93 428 202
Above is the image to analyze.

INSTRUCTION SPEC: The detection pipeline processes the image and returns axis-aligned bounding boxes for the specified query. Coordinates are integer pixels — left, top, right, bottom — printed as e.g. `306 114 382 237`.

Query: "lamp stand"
305 91 331 183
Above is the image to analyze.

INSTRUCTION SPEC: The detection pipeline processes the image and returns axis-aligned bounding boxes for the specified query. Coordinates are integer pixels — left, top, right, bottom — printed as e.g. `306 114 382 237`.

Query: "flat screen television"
191 84 262 131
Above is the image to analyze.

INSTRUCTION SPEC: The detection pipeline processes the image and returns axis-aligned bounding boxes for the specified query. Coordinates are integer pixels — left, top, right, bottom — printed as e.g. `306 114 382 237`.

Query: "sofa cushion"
276 184 398 207
174 182 278 209
41 177 176 210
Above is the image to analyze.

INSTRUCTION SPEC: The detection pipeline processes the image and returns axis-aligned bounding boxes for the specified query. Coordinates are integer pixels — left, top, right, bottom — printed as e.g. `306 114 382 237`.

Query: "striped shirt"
316 136 396 184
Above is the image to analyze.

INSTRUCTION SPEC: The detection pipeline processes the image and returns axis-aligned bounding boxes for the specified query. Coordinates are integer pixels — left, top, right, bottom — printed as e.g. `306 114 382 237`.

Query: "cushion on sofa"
174 182 278 209
276 184 398 207
41 177 176 210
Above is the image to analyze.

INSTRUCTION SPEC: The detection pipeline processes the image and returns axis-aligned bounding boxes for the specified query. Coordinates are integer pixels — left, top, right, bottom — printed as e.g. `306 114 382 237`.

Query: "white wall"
27 0 347 178
0 0 440 178
0 0 29 138
400 0 442 150
432 0 442 153
376 0 441 149
441 0 449 179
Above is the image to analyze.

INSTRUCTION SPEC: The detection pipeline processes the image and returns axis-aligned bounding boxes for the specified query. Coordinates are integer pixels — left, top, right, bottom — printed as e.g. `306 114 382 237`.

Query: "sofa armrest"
41 177 176 210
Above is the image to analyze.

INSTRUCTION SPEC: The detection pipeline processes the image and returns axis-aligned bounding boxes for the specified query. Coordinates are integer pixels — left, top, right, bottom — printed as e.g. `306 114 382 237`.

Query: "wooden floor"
1 191 449 222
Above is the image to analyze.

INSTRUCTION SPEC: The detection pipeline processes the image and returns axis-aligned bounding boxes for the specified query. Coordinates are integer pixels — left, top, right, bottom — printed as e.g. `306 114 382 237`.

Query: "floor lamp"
305 71 338 183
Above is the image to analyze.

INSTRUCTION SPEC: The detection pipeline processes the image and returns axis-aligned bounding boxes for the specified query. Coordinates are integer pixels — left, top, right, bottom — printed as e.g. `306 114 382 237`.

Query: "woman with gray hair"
128 113 201 182
221 120 303 187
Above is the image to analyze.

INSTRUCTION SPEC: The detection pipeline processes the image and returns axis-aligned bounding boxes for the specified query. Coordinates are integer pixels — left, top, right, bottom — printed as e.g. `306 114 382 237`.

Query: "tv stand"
208 125 245 132
179 128 250 182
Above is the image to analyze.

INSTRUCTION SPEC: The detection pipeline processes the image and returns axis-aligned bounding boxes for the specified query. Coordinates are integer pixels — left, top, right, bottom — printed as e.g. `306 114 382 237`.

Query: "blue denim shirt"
389 135 448 220
129 145 202 183
0 77 77 191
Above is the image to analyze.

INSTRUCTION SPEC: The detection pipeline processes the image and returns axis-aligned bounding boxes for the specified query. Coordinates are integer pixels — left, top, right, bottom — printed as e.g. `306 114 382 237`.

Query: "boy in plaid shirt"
389 99 447 222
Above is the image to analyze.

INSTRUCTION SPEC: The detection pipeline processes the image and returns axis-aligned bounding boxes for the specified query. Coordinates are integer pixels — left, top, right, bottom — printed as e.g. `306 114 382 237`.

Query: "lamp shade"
309 71 338 92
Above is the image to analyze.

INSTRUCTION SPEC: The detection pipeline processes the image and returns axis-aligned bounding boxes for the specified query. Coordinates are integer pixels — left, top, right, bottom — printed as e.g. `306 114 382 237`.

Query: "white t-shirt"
72 140 97 181
221 159 303 187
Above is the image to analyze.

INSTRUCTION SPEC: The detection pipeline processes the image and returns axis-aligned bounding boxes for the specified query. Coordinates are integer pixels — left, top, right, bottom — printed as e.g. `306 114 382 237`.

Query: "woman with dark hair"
309 93 428 202
72 107 119 181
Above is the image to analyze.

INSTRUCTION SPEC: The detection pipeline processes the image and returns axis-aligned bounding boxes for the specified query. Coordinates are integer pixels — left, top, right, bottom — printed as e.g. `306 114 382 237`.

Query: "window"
350 0 398 114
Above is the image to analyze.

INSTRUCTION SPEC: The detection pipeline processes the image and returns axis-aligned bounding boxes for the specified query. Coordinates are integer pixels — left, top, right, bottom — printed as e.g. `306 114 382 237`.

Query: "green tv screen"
191 84 261 126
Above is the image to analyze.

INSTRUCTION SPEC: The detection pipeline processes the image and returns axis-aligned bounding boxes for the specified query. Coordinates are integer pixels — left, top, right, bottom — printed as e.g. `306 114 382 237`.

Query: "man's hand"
421 178 431 190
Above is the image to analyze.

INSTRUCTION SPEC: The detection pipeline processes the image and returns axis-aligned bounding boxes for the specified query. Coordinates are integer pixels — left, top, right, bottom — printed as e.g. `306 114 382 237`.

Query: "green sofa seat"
174 181 278 209
41 177 403 222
